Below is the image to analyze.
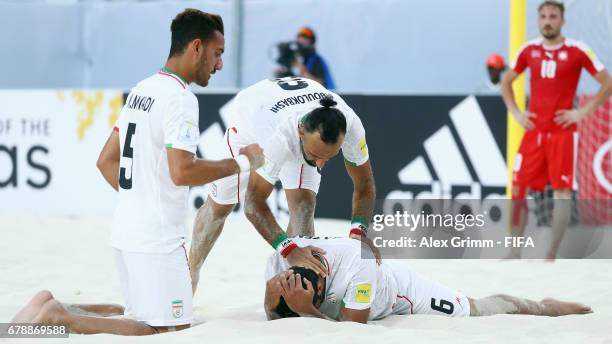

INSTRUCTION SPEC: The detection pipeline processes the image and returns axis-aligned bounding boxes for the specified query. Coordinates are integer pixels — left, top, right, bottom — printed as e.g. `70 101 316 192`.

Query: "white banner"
0 90 122 216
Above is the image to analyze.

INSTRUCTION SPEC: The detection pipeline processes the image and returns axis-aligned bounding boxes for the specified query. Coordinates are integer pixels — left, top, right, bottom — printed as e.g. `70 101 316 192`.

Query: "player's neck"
163 59 191 85
542 35 564 48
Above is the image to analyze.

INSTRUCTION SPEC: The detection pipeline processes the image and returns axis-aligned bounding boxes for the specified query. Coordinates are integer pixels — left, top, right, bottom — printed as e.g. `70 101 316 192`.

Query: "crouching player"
264 237 593 322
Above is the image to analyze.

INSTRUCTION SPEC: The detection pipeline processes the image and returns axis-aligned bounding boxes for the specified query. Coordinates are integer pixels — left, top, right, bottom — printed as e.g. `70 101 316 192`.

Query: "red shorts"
512 130 577 191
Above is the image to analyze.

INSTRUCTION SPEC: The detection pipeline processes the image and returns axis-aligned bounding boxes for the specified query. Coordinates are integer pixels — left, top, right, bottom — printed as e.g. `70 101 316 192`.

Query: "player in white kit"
10 9 263 335
264 237 593 323
189 77 377 293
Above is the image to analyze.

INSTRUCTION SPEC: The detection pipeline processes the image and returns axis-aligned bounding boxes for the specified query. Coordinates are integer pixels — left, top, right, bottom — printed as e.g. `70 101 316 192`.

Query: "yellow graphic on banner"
55 91 124 141
107 94 123 128
356 283 371 303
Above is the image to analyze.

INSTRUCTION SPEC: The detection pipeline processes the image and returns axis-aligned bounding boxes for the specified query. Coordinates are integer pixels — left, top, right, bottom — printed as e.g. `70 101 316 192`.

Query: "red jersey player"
501 0 612 259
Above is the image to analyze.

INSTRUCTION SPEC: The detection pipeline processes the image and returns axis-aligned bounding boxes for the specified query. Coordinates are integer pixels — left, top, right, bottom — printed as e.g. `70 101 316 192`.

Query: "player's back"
112 71 199 254
226 77 337 141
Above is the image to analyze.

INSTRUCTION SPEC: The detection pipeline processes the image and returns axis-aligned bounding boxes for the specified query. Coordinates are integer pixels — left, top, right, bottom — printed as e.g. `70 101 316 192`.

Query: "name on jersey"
269 92 332 113
126 93 155 113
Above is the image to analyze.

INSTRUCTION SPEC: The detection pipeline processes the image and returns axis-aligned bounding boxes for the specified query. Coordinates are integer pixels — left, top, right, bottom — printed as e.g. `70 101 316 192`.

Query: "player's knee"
32 290 54 305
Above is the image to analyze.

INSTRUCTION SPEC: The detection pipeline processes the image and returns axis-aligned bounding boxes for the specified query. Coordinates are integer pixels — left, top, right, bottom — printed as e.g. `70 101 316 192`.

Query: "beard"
194 58 210 87
540 26 560 40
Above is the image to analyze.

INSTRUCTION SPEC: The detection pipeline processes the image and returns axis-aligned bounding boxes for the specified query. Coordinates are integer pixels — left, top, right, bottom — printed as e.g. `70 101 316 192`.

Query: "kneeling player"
264 237 592 323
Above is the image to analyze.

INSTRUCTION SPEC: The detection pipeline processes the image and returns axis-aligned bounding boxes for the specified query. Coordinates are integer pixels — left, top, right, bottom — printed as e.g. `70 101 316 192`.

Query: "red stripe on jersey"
397 295 414 314
158 71 186 89
226 127 239 202
298 164 304 189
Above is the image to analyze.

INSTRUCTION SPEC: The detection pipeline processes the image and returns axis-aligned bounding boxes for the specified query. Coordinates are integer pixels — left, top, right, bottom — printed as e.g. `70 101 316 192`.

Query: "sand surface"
1 212 611 343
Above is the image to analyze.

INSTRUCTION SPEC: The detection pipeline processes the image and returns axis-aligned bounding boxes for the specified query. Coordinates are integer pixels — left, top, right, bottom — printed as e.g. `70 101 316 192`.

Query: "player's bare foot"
541 298 593 316
32 299 70 325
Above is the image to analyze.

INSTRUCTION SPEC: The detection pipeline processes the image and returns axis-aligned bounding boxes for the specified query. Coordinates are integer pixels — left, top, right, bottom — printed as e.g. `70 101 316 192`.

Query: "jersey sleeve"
256 130 291 185
511 44 530 74
264 254 282 281
341 112 369 167
163 91 200 154
342 259 377 310
576 42 605 76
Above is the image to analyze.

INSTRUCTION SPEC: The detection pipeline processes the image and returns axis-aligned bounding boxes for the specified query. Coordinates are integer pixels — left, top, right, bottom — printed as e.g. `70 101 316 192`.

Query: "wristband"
272 233 297 257
349 218 368 237
234 154 251 172
280 242 298 257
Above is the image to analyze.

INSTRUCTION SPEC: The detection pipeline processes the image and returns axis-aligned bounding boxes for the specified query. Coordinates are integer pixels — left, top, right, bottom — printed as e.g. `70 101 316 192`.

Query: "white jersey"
264 237 398 320
226 77 369 184
111 69 200 253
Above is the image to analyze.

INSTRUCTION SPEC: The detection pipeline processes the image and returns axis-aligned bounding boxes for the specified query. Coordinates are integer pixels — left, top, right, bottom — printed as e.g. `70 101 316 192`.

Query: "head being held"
299 96 347 170
275 266 326 318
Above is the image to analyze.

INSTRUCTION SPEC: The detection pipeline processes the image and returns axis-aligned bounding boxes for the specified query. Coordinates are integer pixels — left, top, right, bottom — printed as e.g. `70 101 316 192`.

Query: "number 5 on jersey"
119 123 136 190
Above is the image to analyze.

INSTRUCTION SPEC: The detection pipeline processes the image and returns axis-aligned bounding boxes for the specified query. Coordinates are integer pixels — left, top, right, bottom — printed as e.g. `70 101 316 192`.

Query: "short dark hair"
169 8 224 58
275 267 319 318
301 96 347 144
538 0 564 17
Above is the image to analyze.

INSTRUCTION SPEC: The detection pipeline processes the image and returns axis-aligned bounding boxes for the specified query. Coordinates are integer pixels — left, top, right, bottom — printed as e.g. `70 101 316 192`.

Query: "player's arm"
96 130 120 191
555 69 612 127
345 160 376 235
339 307 370 324
244 172 327 276
167 144 263 186
500 69 535 130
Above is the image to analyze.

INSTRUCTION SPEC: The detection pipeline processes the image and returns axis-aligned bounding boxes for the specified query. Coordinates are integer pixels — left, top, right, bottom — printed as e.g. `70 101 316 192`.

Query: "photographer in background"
273 27 336 89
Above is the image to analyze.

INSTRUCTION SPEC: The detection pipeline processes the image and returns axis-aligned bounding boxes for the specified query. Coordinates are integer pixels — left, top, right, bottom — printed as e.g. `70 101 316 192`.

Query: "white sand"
1 212 611 343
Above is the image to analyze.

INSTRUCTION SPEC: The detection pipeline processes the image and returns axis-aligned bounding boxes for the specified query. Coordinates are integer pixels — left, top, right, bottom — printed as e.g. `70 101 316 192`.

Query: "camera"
273 41 299 78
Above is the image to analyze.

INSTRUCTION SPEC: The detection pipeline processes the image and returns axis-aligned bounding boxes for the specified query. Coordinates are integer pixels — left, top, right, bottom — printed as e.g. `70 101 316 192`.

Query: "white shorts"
388 262 470 317
209 127 321 205
113 245 193 327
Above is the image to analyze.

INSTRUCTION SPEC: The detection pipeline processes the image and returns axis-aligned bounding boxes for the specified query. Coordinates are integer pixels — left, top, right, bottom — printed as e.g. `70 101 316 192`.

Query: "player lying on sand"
264 236 593 323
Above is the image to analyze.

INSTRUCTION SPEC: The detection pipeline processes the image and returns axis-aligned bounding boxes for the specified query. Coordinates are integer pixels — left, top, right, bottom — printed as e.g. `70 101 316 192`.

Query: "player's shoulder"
564 37 594 54
518 37 544 53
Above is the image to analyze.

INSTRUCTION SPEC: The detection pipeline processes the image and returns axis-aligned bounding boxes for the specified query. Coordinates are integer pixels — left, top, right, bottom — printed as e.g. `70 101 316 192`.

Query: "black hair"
275 266 320 318
301 96 347 144
538 0 564 17
168 8 224 58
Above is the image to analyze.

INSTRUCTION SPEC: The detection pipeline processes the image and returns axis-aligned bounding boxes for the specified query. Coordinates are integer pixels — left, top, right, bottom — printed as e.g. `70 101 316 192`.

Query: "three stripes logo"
388 96 507 200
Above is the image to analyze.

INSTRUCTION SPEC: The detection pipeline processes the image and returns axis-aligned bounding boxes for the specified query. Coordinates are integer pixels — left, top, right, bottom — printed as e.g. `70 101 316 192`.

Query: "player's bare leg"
506 186 529 259
189 196 235 294
285 189 316 237
547 189 572 260
469 294 592 316
31 299 190 335
63 303 124 317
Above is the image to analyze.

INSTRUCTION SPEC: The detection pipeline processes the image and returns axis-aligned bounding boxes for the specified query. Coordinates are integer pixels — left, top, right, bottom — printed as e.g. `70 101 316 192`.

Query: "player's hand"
554 109 585 128
265 270 294 308
286 245 328 277
279 273 317 316
350 233 382 265
239 144 265 170
514 111 536 130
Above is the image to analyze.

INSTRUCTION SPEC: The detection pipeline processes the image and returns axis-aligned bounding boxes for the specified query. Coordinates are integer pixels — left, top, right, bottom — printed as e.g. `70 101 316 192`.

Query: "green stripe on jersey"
165 144 173 148
160 67 187 85
344 158 356 167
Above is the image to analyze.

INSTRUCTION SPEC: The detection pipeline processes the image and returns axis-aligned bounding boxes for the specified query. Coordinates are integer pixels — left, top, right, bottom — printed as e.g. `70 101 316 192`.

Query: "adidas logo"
389 96 506 200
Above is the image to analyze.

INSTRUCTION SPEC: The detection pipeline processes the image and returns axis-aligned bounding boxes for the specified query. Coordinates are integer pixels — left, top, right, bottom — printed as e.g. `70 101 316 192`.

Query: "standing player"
189 77 376 293
11 9 263 335
501 0 612 259
264 237 592 323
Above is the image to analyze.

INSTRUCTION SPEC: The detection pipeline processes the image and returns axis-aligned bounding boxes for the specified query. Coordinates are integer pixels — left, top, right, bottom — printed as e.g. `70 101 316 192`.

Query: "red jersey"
511 37 604 132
